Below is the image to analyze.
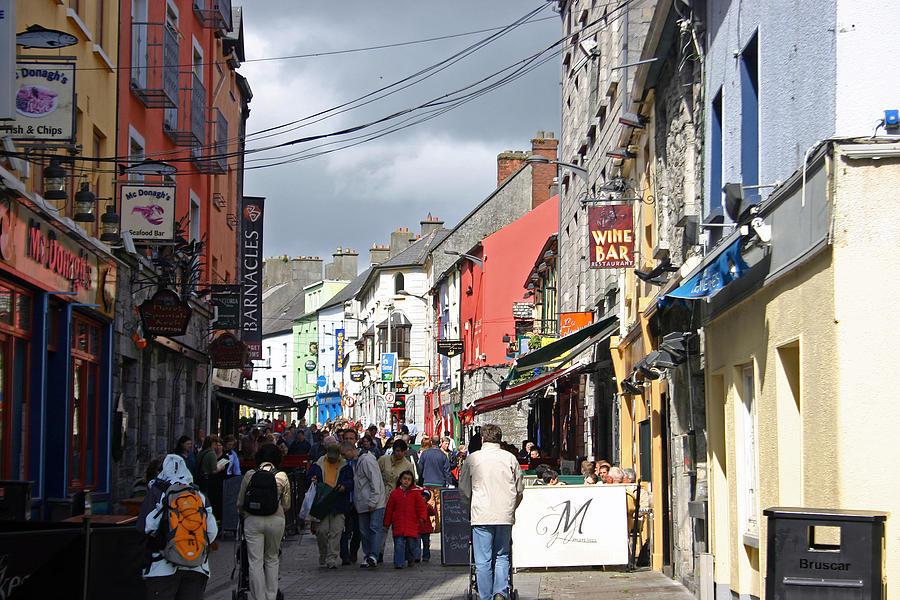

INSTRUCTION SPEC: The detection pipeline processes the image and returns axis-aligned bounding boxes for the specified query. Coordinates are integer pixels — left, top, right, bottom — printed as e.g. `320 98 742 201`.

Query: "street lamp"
524 154 588 185
443 249 483 267
100 202 121 243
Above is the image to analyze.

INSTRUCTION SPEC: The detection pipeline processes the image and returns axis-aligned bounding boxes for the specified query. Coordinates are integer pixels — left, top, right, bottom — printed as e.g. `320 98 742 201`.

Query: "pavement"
204 526 694 600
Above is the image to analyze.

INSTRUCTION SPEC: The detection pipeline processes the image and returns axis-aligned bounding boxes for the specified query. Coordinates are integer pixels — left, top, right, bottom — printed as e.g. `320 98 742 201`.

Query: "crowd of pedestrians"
134 418 636 600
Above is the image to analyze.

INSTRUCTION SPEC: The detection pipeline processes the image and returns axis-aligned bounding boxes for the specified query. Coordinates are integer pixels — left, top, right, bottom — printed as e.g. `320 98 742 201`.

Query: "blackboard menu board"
440 488 470 565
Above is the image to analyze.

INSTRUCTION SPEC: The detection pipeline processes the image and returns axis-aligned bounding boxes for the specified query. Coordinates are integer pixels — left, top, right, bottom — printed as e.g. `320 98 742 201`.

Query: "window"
282 343 288 366
128 127 145 182
70 314 102 491
710 90 723 217
131 0 148 88
378 324 411 359
364 335 376 365
281 375 287 394
95 0 105 48
0 284 32 481
266 346 272 367
740 33 759 192
739 364 759 537
394 273 404 294
189 192 200 241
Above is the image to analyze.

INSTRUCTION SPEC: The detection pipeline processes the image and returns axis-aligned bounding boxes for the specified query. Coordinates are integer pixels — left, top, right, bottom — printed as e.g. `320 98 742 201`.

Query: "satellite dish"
723 183 744 222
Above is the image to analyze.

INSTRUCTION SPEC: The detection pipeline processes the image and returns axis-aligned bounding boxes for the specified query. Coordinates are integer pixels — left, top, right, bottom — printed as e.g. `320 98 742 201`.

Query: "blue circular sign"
316 375 327 387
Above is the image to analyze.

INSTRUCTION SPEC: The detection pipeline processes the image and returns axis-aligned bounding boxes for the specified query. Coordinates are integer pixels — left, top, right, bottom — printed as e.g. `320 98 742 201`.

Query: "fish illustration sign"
120 184 176 243
2 61 75 141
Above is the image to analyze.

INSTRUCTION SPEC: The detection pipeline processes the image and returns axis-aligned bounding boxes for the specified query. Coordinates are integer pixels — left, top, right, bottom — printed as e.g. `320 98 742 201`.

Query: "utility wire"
7 1 632 172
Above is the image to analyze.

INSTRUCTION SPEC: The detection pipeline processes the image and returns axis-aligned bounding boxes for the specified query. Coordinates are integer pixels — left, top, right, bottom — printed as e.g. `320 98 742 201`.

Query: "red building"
459 195 559 370
117 0 245 284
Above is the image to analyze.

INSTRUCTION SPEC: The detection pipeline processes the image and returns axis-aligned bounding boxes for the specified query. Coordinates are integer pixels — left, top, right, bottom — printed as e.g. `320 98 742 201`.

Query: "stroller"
466 536 518 600
231 518 284 600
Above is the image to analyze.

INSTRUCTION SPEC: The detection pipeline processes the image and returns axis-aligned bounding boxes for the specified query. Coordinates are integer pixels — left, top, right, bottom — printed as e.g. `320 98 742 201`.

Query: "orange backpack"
159 482 209 567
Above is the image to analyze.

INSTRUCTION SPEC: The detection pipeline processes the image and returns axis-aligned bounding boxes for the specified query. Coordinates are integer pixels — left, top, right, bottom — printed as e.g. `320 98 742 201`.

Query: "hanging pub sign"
400 366 429 387
305 359 317 371
350 365 365 382
210 293 239 329
436 339 464 357
208 332 248 369
120 184 176 243
139 288 192 336
241 196 265 359
3 61 75 141
589 205 634 268
334 328 345 372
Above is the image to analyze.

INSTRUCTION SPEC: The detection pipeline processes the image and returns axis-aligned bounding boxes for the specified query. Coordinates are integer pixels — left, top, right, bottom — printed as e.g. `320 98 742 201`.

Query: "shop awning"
506 315 618 380
216 387 308 413
474 364 582 415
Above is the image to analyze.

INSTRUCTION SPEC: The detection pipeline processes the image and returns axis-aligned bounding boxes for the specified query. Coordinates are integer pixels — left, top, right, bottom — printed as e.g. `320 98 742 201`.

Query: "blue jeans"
393 535 417 567
357 508 384 561
472 525 512 600
418 533 431 560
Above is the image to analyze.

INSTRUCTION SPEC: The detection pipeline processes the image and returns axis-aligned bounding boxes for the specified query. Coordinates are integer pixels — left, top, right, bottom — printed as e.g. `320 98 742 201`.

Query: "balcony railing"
164 72 206 147
192 0 232 33
191 107 227 174
130 22 178 108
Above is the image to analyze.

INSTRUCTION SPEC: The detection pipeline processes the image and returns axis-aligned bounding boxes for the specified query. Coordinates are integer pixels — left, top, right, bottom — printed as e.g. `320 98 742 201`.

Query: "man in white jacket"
458 424 524 600
340 441 386 568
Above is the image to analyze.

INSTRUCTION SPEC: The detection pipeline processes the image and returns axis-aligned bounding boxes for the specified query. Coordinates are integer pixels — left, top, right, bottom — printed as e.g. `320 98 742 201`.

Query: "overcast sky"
237 1 561 269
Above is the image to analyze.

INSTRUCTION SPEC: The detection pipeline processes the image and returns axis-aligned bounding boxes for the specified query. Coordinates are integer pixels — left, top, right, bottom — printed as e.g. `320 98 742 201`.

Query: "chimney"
420 215 444 238
497 150 527 187
370 243 391 265
291 256 323 287
530 131 559 209
389 227 415 257
337 248 358 280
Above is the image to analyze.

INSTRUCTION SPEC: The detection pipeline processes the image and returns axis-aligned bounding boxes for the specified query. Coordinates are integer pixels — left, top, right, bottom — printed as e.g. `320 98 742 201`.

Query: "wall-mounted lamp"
43 159 67 200
444 249 484 267
100 203 120 243
620 380 644 395
73 182 96 222
619 112 649 129
606 148 637 160
634 258 678 285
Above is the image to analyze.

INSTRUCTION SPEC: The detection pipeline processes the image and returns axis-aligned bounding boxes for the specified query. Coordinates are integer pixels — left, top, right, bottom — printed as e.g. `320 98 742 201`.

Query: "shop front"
0 191 118 517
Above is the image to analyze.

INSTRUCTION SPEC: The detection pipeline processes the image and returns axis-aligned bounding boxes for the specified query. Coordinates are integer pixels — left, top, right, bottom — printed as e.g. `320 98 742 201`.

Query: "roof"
356 227 449 298
261 283 306 336
319 267 372 311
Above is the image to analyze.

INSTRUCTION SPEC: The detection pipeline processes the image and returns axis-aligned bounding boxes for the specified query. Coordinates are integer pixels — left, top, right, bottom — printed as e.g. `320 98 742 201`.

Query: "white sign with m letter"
512 484 628 567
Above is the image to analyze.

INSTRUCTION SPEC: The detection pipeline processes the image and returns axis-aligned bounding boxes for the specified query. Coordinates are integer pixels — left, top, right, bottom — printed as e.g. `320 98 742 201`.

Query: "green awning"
507 315 618 380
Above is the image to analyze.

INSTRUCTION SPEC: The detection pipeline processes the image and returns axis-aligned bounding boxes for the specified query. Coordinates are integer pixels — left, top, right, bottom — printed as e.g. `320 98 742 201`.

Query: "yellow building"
16 0 120 231
702 140 898 598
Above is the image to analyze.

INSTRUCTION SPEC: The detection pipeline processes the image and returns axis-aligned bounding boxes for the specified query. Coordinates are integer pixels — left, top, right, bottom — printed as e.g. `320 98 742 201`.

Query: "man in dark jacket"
417 436 451 533
307 438 354 569
288 429 311 455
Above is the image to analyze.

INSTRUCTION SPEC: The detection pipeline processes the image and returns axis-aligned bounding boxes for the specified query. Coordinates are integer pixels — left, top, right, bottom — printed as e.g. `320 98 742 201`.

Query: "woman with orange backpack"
137 453 218 600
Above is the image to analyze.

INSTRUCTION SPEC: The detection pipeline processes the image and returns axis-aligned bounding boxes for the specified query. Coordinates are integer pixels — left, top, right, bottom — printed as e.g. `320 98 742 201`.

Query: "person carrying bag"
237 443 291 600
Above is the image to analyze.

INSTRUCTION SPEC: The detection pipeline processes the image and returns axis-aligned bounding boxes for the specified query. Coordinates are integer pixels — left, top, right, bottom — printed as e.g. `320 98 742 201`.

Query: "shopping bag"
308 482 339 521
299 484 317 521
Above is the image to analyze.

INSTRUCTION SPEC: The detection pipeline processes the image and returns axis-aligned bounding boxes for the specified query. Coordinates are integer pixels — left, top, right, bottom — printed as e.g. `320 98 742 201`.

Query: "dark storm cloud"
237 1 561 267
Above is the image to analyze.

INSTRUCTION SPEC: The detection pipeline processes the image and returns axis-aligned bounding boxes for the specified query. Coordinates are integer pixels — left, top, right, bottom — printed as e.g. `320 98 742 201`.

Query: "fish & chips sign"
120 184 176 243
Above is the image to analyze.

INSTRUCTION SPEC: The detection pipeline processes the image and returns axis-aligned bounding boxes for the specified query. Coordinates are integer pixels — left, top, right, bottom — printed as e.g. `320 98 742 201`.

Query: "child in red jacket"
383 470 427 569
416 487 436 562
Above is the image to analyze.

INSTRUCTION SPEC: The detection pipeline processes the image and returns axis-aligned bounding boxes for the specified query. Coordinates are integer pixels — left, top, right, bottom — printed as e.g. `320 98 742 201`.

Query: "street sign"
350 365 365 382
316 375 327 388
384 392 395 406
436 339 464 357
345 395 355 407
380 352 397 382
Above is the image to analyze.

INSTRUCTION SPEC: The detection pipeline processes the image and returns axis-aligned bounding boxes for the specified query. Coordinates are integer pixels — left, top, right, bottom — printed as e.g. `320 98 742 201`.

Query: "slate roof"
319 267 372 312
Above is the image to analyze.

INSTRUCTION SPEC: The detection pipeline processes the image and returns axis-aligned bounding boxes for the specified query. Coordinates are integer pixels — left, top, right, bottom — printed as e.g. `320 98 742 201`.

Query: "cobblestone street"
205 529 693 600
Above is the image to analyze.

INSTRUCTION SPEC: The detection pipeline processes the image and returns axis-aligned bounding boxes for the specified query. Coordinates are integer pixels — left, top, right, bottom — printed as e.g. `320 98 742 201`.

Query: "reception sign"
589 205 634 268
512 484 628 568
4 61 75 141
120 184 176 243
